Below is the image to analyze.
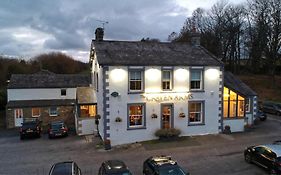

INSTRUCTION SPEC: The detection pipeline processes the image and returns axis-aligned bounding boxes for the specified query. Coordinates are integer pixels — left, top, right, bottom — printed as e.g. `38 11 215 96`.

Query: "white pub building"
89 28 257 146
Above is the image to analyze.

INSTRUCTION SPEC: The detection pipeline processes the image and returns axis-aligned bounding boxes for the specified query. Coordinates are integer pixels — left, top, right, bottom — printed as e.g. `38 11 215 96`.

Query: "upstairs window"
190 69 203 90
162 70 172 90
49 107 58 116
129 70 143 92
61 89 66 96
32 108 40 117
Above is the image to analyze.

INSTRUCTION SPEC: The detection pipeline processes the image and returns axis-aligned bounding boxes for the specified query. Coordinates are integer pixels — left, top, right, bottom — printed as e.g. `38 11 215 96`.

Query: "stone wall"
6 106 75 131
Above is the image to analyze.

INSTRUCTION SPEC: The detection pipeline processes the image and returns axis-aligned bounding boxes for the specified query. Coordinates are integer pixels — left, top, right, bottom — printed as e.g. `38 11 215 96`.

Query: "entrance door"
161 104 173 129
14 109 23 127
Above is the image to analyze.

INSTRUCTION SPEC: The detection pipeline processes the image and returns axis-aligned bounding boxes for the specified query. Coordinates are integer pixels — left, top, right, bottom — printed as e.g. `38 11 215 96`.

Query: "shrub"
155 128 181 138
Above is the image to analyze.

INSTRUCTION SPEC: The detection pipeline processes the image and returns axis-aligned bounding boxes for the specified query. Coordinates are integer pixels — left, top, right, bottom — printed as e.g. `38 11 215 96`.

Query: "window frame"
127 103 146 130
188 101 205 126
190 68 204 91
161 68 173 91
49 107 58 117
128 68 144 93
32 108 40 118
245 98 251 113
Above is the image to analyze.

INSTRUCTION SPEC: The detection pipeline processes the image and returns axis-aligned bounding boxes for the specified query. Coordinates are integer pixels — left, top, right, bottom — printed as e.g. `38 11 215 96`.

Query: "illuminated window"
49 107 58 116
80 105 97 118
128 104 145 128
129 70 143 92
32 108 40 117
190 69 203 90
162 70 172 90
223 87 245 118
188 101 204 125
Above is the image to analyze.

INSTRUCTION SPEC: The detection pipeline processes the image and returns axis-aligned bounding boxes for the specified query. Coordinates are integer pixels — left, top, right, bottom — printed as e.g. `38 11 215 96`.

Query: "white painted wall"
107 66 222 146
7 88 76 101
223 119 245 132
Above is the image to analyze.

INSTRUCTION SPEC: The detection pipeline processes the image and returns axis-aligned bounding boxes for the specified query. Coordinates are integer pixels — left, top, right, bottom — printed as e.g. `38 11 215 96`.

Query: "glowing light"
110 68 126 83
141 92 193 102
206 68 219 80
145 68 161 82
174 68 188 81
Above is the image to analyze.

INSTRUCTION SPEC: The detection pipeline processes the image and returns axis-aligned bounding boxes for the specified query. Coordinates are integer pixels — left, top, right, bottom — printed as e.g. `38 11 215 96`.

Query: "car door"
252 146 268 168
262 149 276 170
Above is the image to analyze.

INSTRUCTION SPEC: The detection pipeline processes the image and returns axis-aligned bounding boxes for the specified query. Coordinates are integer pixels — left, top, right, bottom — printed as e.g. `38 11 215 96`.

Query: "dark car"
262 102 281 115
244 144 281 174
19 120 41 140
49 161 81 175
256 110 267 121
98 160 132 175
143 155 189 175
48 121 68 139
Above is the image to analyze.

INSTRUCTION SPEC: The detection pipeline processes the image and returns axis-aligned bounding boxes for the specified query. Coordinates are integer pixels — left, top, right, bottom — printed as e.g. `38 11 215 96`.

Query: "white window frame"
128 70 144 92
32 108 40 118
162 69 173 91
49 107 58 116
190 69 203 91
246 98 251 113
127 103 146 129
188 101 204 125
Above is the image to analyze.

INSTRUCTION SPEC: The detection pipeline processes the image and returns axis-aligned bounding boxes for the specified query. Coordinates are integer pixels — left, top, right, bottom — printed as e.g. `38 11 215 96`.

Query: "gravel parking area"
1 114 281 175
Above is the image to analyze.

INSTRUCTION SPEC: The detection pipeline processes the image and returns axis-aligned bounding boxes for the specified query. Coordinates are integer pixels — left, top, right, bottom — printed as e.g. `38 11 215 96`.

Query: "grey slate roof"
224 72 257 96
6 99 76 108
77 87 97 104
93 40 223 66
8 71 91 89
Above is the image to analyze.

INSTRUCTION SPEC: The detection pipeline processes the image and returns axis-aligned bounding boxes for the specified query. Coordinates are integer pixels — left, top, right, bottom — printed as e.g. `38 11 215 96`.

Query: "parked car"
98 160 132 175
49 161 81 175
143 155 189 175
19 120 41 140
262 102 281 115
48 121 68 139
244 144 281 174
256 110 267 121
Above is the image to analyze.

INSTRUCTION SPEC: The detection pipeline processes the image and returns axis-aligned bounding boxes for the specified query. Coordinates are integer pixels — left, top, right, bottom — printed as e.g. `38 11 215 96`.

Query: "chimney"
95 27 104 41
190 23 200 46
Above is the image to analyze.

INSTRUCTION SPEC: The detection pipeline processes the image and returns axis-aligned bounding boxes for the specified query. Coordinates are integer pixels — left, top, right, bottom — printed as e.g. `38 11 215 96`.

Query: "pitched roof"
93 40 223 66
224 71 257 96
8 71 91 89
77 87 97 104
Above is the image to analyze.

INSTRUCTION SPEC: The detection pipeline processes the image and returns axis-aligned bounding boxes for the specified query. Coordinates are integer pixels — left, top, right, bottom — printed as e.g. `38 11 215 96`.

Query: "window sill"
188 123 205 126
128 91 144 94
223 117 245 120
190 90 205 92
127 126 146 130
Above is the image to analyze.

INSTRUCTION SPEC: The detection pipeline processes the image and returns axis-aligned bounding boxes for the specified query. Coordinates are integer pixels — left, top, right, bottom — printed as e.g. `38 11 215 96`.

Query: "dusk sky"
0 0 246 62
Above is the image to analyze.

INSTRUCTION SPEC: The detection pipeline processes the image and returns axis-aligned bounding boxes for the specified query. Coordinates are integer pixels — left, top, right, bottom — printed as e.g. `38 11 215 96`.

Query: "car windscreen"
159 166 187 175
51 163 72 175
22 123 37 129
52 123 63 130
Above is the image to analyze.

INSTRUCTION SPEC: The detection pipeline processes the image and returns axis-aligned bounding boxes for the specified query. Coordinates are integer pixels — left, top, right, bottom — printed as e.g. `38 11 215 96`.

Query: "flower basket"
151 113 158 118
223 125 231 134
115 117 122 122
179 113 185 118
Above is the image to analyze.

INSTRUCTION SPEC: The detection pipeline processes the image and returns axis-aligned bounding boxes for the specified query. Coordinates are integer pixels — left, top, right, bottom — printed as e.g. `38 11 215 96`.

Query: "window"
223 87 245 118
190 69 203 90
128 104 145 128
129 70 143 92
61 89 66 96
80 105 97 118
32 108 40 117
49 107 58 116
162 70 172 90
188 101 204 125
245 98 251 113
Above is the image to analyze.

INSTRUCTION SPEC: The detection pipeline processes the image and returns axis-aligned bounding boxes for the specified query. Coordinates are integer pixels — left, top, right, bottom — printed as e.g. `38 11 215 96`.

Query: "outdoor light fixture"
205 68 219 81
174 68 188 81
111 68 126 83
146 68 160 82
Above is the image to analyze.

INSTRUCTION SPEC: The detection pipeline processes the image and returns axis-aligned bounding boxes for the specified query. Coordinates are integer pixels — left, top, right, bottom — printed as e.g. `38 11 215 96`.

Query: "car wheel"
245 153 251 163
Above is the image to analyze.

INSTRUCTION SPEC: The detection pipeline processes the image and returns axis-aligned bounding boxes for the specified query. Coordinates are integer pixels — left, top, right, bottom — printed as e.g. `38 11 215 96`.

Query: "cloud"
0 0 246 62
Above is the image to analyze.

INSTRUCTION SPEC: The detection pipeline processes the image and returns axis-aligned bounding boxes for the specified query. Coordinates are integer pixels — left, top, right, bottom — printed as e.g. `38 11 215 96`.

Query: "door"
161 104 173 129
14 109 23 127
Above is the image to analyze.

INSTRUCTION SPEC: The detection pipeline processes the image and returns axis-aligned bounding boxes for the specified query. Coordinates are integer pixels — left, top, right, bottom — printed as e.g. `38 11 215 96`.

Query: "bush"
155 128 181 138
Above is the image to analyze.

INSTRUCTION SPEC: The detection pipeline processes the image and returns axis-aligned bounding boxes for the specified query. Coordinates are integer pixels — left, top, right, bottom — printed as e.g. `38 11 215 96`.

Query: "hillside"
239 74 281 103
